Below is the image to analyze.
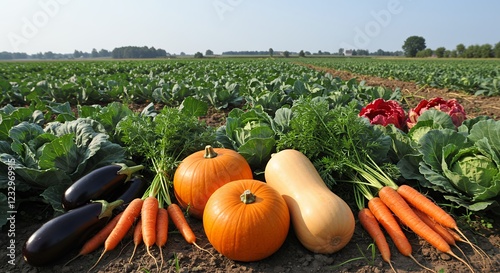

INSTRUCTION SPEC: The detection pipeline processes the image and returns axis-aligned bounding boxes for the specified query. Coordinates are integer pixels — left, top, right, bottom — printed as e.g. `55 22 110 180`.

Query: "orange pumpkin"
173 145 253 219
203 179 290 262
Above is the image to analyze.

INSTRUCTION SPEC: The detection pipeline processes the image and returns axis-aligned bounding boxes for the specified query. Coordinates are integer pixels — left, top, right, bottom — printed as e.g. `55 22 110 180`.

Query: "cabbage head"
410 118 500 211
450 150 498 188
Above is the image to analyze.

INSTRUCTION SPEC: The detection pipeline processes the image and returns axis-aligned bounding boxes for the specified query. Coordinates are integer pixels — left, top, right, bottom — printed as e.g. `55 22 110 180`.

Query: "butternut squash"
264 149 355 254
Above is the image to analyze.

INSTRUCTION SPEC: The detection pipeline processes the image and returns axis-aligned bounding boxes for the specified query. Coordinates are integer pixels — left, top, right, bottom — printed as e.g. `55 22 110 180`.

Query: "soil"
2 66 500 273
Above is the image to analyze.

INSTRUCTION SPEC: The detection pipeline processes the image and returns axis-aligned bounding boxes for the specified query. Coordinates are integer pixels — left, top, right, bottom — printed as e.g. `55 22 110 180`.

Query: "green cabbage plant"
396 111 500 211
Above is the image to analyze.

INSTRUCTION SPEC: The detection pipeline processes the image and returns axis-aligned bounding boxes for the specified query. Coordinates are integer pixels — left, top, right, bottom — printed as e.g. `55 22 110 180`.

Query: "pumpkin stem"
204 145 218 159
240 189 256 204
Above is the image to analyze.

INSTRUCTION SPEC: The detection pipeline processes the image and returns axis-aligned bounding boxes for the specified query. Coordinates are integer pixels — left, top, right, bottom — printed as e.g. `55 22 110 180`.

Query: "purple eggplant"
62 163 143 211
112 175 148 211
23 200 123 267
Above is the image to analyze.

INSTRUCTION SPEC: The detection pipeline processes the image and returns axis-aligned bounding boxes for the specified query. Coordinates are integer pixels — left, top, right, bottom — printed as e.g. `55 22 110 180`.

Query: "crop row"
295 57 500 96
0 59 398 112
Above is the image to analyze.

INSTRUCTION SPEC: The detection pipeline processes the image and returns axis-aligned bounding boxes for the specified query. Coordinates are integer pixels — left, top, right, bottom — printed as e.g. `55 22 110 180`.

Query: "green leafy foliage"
392 111 500 211
0 110 127 226
296 58 500 96
216 105 290 171
276 97 393 188
116 98 216 206
0 101 137 227
1 58 499 224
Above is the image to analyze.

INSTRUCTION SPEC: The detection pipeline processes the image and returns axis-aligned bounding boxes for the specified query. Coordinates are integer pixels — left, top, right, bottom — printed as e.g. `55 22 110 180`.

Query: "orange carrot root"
379 186 475 273
89 198 144 272
397 185 456 229
368 197 412 257
167 203 214 257
402 187 489 268
448 228 491 266
358 208 395 272
167 204 196 244
412 207 455 245
129 218 143 263
65 212 124 267
142 196 159 271
156 207 169 271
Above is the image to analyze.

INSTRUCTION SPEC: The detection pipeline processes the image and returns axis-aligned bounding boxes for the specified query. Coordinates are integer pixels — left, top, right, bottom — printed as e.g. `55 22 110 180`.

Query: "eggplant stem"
116 164 145 181
93 199 124 219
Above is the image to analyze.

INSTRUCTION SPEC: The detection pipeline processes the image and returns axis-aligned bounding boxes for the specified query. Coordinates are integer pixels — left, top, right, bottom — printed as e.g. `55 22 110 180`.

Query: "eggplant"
23 200 123 267
112 175 148 211
62 163 143 211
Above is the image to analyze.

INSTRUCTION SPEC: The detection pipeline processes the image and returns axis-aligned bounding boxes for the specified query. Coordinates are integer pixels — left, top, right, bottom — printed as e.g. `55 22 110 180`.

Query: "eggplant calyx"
93 199 124 219
114 163 145 182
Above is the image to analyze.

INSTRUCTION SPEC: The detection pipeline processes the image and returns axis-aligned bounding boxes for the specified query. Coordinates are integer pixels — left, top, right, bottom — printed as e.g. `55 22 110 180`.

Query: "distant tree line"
336 49 403 56
2 40 499 60
402 36 500 58
222 50 273 56
74 48 111 58
0 52 29 59
0 46 168 60
419 43 500 58
111 46 167 59
0 48 396 59
0 51 72 60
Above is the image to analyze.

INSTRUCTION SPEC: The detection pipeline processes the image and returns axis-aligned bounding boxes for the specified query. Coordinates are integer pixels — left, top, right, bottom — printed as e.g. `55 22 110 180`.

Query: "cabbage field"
1 58 499 273
298 57 500 96
1 58 403 217
0 59 402 108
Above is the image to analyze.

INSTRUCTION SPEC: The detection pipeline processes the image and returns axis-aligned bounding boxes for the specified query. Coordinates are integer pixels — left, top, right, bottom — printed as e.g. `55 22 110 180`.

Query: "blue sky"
1 0 499 55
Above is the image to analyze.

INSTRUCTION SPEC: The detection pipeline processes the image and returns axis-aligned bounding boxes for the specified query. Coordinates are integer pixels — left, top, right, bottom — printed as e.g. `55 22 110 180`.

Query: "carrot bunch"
71 157 206 272
84 195 199 272
350 158 489 273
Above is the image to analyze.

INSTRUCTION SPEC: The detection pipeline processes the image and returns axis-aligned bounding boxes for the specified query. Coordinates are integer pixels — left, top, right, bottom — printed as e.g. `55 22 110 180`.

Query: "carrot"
358 208 395 272
397 184 489 266
448 228 462 243
380 186 450 252
142 196 159 269
128 218 143 263
411 207 472 264
167 203 196 244
367 197 434 272
167 203 213 256
156 207 169 270
397 185 456 229
378 186 475 272
155 208 168 247
411 207 455 246
89 198 144 271
368 197 412 256
64 212 124 267
354 182 430 271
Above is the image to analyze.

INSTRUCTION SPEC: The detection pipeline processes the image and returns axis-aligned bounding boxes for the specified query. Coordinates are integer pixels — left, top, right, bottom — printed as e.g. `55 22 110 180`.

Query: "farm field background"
1 57 500 273
2 57 500 105
295 57 500 96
